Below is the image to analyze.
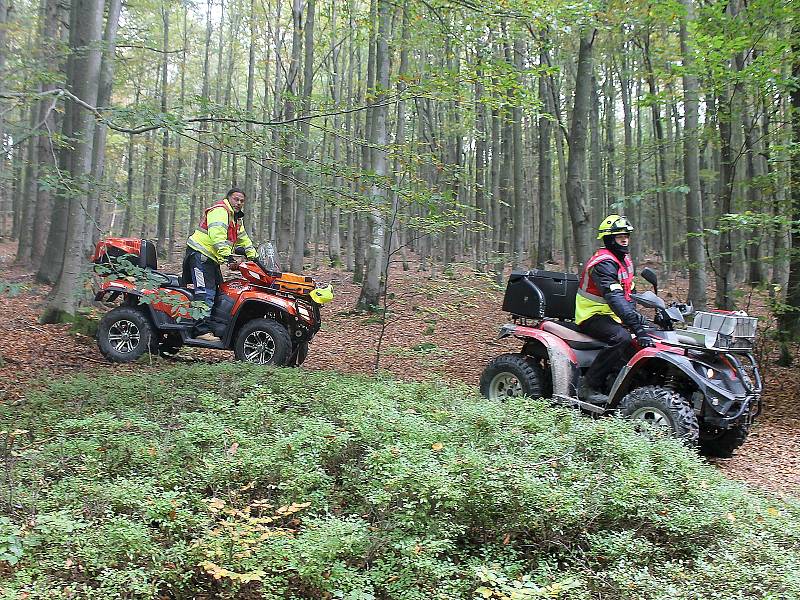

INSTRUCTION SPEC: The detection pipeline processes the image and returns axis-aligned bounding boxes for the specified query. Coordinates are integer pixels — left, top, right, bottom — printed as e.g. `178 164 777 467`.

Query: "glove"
635 330 656 348
226 256 242 270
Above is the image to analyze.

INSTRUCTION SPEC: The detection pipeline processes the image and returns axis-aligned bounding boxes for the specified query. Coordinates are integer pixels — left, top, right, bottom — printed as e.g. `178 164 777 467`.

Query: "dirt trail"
1 242 798 497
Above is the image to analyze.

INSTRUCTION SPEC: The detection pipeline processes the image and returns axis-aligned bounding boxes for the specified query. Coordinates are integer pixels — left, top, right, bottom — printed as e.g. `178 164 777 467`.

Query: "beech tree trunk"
155 5 170 254
680 0 707 308
42 0 107 322
565 30 596 265
357 0 389 309
536 64 554 268
291 0 315 273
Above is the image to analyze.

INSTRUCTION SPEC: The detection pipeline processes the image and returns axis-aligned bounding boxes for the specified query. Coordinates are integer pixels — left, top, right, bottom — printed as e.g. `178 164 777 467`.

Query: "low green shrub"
0 364 797 599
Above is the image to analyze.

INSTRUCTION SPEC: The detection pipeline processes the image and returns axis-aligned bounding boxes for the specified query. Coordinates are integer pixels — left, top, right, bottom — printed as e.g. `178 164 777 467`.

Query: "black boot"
578 380 609 404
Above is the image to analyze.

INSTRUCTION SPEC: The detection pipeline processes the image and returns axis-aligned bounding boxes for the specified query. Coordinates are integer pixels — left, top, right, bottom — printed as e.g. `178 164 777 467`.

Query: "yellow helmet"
310 284 334 304
597 214 634 239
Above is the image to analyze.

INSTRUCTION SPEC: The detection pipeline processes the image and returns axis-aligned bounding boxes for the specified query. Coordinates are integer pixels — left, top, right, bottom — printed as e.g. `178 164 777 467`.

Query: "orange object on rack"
274 272 315 295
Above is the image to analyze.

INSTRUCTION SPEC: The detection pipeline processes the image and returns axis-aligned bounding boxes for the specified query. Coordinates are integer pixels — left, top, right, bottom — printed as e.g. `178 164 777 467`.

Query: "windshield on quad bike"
258 242 282 272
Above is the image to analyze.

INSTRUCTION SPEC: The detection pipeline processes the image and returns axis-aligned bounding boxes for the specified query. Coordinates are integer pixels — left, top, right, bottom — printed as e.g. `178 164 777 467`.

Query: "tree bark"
0 0 9 238
536 61 554 268
357 0 389 309
565 30 596 265
779 28 800 338
244 0 257 229
155 4 170 255
680 0 707 308
511 35 525 268
85 0 122 253
290 0 315 273
42 0 107 322
278 0 302 258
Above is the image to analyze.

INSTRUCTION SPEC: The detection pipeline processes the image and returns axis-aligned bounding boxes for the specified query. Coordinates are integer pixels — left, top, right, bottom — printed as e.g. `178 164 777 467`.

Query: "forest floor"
1 241 798 498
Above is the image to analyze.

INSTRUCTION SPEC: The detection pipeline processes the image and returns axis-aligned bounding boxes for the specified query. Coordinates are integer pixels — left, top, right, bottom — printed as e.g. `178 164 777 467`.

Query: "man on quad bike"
184 187 257 342
575 214 655 404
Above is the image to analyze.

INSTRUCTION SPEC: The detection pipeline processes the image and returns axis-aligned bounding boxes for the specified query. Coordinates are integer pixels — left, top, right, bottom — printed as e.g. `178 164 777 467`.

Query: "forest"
1 0 800 597
0 0 798 329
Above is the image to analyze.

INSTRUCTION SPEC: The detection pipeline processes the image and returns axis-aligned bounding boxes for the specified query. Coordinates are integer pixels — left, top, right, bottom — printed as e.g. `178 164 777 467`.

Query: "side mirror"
640 267 658 295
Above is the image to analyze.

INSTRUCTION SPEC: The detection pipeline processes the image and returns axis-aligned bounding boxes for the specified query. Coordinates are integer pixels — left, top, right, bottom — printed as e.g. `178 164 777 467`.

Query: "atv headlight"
296 301 313 322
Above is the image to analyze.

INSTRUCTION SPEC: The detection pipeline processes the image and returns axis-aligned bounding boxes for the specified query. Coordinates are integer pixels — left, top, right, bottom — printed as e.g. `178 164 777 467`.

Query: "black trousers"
578 315 636 389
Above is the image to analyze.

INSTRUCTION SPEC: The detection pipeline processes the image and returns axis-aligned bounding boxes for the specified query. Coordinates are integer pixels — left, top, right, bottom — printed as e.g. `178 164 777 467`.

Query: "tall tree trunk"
511 35 525 268
42 0 106 322
474 52 488 270
536 63 554 268
604 66 616 213
589 70 603 223
619 42 639 259
291 0 315 273
357 0 389 309
278 0 302 258
169 4 188 259
327 0 343 266
565 30 596 265
155 4 170 255
0 0 9 238
16 105 39 265
85 0 122 253
680 0 707 308
779 28 800 339
37 0 80 284
31 0 61 266
122 132 136 236
643 35 673 271
212 0 225 184
244 0 257 228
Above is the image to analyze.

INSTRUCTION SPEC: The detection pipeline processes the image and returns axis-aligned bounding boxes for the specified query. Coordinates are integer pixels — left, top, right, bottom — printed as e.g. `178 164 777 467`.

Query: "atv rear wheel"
618 386 699 445
700 425 749 458
480 354 545 401
234 318 292 366
97 306 155 363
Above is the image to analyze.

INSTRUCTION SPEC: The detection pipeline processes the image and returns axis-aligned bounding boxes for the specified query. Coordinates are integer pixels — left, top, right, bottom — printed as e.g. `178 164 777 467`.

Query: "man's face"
614 233 630 247
228 192 245 211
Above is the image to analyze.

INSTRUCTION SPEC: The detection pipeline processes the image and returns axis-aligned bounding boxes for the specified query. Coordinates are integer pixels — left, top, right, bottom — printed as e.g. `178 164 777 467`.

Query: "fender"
227 294 299 345
95 281 192 326
607 348 745 414
498 324 579 397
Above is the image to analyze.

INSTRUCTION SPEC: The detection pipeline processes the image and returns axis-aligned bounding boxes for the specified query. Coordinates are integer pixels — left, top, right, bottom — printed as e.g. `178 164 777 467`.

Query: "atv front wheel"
97 306 155 363
480 354 545 401
700 426 749 458
234 318 292 366
618 386 699 445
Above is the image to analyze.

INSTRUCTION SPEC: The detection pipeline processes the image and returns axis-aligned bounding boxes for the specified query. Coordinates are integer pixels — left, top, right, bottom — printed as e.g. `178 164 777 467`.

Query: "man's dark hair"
226 187 246 199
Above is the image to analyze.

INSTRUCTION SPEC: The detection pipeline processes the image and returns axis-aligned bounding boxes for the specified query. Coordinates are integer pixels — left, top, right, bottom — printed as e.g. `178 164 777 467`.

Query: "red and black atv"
480 267 762 457
92 237 333 366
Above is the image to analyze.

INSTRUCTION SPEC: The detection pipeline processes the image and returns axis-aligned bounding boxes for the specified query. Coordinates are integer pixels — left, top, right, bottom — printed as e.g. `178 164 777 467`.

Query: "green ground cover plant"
0 364 797 599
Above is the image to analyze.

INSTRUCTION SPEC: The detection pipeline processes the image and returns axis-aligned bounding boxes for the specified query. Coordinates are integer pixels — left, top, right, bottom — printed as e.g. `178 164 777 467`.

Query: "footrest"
184 338 227 350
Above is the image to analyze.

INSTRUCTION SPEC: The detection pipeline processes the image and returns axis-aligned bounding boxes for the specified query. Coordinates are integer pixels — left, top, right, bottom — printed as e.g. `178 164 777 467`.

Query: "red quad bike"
92 237 332 366
480 267 762 458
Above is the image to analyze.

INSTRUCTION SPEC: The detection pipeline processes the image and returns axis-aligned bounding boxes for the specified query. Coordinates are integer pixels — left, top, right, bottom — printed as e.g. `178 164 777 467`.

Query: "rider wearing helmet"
575 215 654 403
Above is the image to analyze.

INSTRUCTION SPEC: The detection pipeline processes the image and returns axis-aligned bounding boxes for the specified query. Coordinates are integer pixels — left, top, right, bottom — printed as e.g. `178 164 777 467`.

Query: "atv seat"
138 239 185 289
139 239 158 269
542 320 609 350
